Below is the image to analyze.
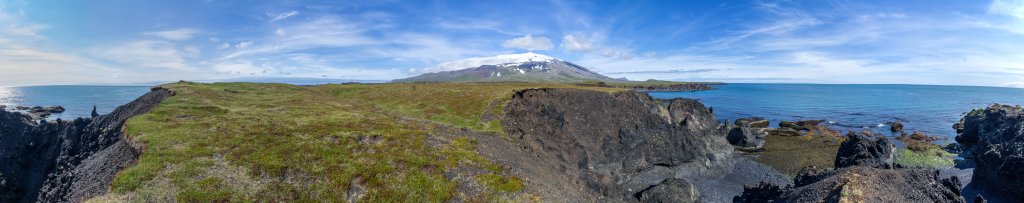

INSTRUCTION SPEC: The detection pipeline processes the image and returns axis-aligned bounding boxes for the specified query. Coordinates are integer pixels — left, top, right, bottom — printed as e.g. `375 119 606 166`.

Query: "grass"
895 148 956 168
753 127 845 176
103 82 620 202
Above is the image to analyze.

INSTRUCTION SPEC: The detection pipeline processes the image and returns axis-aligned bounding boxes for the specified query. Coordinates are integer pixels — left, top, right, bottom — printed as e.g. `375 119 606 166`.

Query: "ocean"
0 86 151 120
650 83 1024 140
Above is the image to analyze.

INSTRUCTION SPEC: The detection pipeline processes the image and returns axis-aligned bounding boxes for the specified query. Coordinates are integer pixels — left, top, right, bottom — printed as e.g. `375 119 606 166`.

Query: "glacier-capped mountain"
396 52 618 83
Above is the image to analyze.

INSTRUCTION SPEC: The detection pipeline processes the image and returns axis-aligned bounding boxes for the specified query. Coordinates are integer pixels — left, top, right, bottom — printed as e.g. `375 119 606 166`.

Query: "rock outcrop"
834 132 895 168
502 88 733 202
734 132 965 203
890 121 904 132
0 87 173 202
954 104 1024 197
778 120 825 131
728 117 770 151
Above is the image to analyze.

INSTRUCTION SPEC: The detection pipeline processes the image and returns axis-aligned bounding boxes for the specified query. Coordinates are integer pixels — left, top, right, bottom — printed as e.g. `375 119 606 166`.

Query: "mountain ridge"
396 52 621 83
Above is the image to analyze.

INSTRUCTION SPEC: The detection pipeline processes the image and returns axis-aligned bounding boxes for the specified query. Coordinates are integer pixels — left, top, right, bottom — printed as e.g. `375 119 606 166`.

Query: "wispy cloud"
140 28 199 40
268 10 299 22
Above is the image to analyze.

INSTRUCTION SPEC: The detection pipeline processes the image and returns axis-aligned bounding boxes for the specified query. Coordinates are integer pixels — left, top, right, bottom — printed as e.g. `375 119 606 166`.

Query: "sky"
1 0 1023 87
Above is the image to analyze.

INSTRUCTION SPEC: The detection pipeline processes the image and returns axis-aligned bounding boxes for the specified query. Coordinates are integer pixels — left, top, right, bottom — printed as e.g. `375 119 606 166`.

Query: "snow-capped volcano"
428 52 557 73
396 52 619 83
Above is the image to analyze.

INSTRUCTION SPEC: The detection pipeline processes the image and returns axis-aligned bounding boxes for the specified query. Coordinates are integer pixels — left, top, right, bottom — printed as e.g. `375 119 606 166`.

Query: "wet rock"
778 120 824 131
735 117 769 128
974 194 986 203
834 132 895 168
502 88 734 202
0 88 173 202
637 178 697 203
767 128 800 137
954 104 1024 196
890 121 904 132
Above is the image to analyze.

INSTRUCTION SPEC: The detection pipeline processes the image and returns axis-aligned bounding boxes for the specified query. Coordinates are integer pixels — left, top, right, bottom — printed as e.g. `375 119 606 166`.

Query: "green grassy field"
95 82 617 202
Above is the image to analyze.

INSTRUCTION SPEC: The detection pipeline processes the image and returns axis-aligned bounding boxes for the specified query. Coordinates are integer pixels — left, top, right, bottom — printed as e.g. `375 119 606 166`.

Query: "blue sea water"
650 83 1024 140
0 86 151 120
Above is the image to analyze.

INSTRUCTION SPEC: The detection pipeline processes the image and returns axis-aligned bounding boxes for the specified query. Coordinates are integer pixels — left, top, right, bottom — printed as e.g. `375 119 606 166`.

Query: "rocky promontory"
954 104 1024 198
0 87 173 202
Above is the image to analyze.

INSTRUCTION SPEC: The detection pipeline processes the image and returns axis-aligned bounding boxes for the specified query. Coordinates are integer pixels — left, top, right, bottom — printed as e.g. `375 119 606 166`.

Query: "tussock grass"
106 82 619 202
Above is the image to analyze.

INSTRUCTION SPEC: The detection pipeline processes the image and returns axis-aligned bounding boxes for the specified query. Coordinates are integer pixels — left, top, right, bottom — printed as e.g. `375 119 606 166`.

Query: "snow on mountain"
425 52 557 73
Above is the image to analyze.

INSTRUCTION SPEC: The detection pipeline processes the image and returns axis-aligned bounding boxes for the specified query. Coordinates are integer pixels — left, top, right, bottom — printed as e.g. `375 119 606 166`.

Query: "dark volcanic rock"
733 182 786 203
890 121 904 132
762 166 964 202
954 104 1024 197
767 128 801 137
735 117 769 128
834 132 895 168
778 120 824 131
502 88 733 202
729 117 770 151
0 87 173 202
637 178 697 203
728 126 767 151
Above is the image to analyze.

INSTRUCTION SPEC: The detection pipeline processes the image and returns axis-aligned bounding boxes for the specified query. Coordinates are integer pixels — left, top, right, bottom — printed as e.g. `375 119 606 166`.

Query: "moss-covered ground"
753 127 845 176
99 82 617 202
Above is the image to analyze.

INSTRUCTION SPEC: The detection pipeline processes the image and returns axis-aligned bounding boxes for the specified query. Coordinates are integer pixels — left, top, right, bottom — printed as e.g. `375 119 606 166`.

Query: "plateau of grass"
105 82 618 202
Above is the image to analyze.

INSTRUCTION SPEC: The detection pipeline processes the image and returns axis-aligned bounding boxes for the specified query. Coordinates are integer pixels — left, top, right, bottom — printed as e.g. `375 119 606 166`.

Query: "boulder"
954 104 1024 196
735 117 769 128
834 132 895 168
778 120 824 131
890 121 904 132
728 126 766 151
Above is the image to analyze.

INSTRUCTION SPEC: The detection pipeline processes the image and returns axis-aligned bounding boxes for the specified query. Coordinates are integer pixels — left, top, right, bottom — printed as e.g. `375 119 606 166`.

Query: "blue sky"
1 0 1022 87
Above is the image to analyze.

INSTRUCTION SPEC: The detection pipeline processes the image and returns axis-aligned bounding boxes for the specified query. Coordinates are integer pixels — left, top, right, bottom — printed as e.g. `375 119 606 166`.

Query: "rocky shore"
954 104 1024 199
0 87 173 202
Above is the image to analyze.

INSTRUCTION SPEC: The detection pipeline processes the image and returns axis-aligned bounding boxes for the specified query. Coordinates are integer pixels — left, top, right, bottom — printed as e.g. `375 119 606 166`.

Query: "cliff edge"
0 87 174 202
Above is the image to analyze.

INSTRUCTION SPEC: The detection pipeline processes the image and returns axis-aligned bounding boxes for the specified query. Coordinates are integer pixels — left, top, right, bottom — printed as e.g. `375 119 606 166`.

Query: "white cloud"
235 41 253 49
91 40 196 71
140 28 199 40
218 43 230 49
990 0 1024 20
501 34 553 51
275 28 286 36
562 34 593 52
268 10 299 22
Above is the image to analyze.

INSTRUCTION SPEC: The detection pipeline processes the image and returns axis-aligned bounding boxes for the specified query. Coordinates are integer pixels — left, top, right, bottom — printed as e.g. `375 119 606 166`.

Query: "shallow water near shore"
0 86 151 120
651 83 1024 140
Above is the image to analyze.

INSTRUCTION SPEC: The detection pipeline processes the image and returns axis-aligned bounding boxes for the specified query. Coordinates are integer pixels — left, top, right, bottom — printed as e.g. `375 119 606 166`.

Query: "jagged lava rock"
502 88 733 202
834 132 895 168
954 104 1024 197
